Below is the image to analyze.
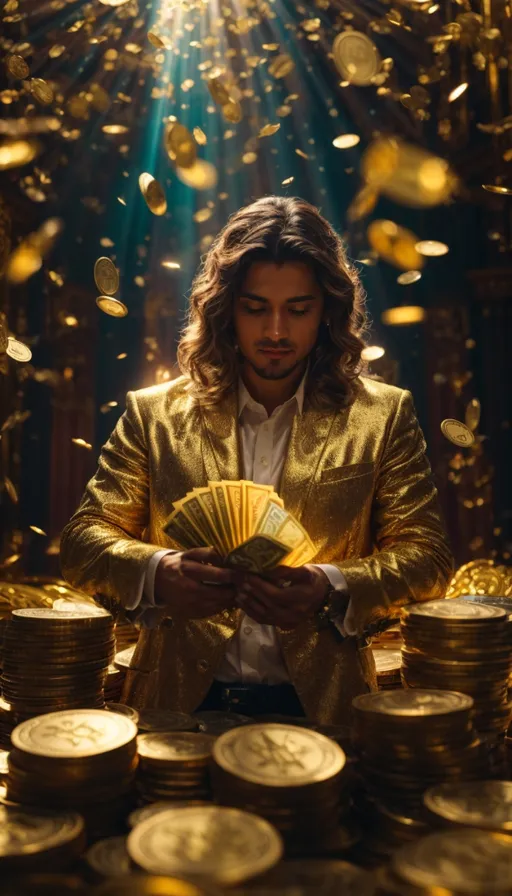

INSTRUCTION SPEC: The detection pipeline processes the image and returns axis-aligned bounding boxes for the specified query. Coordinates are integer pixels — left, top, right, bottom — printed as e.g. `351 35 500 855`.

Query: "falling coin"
332 32 380 86
397 270 422 285
440 418 475 447
6 338 32 363
176 159 218 190
6 56 30 79
96 297 128 318
268 54 295 79
29 79 54 106
465 399 481 432
368 219 424 270
94 258 119 296
415 240 449 256
138 173 167 216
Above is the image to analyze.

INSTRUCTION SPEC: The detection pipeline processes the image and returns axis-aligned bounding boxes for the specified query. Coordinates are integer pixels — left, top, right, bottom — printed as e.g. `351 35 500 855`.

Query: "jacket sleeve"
333 389 455 635
60 390 165 612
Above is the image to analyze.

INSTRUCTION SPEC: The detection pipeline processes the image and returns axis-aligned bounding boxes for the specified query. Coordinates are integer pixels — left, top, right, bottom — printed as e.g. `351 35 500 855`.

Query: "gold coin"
353 689 473 718
346 184 379 222
362 136 457 207
206 71 231 106
465 398 481 432
137 711 197 733
6 55 30 79
12 606 112 624
138 173 167 216
440 417 475 447
332 32 380 85
367 219 423 270
96 296 128 318
268 54 295 79
175 159 218 190
222 100 243 123
405 598 506 622
137 733 215 765
94 257 119 296
0 805 85 868
213 724 345 787
164 123 197 168
6 337 32 363
30 78 54 106
85 836 131 877
397 269 422 285
424 781 512 831
12 709 137 758
127 805 283 884
393 828 512 892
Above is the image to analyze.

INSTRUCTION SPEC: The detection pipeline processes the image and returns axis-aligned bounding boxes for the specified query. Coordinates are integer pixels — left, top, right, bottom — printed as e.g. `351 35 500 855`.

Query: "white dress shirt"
127 371 353 684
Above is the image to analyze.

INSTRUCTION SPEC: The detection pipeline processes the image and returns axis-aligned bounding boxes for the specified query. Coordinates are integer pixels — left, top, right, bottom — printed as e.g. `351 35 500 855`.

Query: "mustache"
257 342 294 350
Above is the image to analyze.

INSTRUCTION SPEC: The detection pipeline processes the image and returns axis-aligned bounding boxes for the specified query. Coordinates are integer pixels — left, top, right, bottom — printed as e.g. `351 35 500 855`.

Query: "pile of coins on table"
352 690 488 858
234 857 377 896
0 804 86 876
127 804 283 885
6 709 138 838
376 828 512 896
211 723 348 855
193 710 252 736
423 779 512 833
1 607 115 717
136 732 215 805
372 649 403 690
401 598 512 738
104 665 125 703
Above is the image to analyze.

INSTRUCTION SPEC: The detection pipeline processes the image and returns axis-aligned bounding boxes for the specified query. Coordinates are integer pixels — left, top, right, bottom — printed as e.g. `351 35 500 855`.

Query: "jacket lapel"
200 390 242 483
279 397 339 523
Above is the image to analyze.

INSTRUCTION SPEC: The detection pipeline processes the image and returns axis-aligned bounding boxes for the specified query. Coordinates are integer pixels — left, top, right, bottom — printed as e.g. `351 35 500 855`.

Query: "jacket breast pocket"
319 462 376 484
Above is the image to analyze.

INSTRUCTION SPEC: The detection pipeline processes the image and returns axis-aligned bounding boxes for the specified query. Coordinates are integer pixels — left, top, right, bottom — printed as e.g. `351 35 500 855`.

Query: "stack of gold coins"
376 828 512 895
104 665 125 703
0 804 86 875
372 649 403 690
113 619 140 652
127 805 283 884
462 595 512 700
136 732 215 805
352 690 486 837
1 608 115 717
401 599 512 737
211 723 347 855
423 780 512 833
6 709 138 837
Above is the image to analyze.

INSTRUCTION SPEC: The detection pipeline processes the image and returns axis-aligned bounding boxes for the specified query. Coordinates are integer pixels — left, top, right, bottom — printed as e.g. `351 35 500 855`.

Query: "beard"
243 353 304 381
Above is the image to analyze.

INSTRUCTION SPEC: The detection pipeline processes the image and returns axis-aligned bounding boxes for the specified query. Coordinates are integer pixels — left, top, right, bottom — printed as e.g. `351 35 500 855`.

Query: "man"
60 195 454 724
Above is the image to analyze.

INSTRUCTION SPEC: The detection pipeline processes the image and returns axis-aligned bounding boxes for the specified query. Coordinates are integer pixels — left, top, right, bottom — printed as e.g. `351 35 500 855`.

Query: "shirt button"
197 659 209 672
260 457 269 467
243 626 253 635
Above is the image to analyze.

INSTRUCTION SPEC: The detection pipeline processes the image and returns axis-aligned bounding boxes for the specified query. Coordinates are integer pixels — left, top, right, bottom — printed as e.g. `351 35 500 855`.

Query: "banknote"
225 535 291 573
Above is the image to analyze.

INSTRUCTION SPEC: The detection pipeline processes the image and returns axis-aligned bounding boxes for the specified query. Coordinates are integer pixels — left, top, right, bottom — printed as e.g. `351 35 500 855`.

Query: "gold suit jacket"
60 375 454 724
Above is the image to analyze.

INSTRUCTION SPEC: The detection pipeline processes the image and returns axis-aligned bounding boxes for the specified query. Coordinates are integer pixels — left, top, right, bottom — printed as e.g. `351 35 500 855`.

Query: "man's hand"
154 547 236 620
233 564 330 630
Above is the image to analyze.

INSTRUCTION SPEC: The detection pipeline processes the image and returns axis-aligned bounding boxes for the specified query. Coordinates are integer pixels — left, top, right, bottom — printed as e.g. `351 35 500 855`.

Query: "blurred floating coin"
6 338 32 363
465 398 481 432
333 133 360 149
96 297 128 318
0 138 40 170
397 270 422 285
362 137 458 208
175 159 218 190
268 53 295 79
415 239 449 256
346 185 379 222
332 32 380 86
6 55 30 79
368 219 423 270
164 122 197 168
482 184 512 195
29 79 54 106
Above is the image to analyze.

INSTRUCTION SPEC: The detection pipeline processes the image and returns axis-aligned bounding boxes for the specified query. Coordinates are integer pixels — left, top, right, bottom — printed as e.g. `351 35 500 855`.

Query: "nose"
265 309 289 341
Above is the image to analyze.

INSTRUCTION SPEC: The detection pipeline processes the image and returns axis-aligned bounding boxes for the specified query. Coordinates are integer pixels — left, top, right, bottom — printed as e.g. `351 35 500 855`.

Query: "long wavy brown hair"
178 195 370 409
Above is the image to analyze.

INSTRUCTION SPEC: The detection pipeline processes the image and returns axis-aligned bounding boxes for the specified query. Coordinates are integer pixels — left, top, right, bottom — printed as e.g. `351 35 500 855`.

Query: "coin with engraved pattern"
11 709 137 758
94 257 119 296
0 805 85 870
85 836 132 878
332 32 380 86
96 296 128 318
128 802 210 828
127 805 283 884
137 733 215 765
213 724 345 787
440 418 475 448
353 689 473 718
392 828 512 893
405 599 506 621
424 781 512 831
6 55 30 79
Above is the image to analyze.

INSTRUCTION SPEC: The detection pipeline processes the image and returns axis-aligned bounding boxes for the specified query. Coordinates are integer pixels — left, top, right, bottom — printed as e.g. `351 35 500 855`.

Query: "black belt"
198 680 305 717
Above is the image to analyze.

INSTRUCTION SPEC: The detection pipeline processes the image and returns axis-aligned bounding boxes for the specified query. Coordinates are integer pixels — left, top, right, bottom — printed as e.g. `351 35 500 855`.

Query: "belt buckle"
221 686 244 712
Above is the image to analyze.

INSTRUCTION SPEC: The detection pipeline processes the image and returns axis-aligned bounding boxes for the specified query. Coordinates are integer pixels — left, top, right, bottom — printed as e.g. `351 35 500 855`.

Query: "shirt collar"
238 366 307 420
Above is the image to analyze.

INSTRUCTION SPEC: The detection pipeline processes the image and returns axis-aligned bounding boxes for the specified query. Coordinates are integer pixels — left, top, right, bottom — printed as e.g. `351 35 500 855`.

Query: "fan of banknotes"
163 480 316 573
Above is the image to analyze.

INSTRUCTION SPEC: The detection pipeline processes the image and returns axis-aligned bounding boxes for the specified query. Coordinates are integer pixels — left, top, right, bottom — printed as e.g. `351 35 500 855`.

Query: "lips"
259 349 292 358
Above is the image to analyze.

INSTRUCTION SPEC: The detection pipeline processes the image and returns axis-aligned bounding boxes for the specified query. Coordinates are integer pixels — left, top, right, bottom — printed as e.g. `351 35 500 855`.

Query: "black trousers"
196 679 306 718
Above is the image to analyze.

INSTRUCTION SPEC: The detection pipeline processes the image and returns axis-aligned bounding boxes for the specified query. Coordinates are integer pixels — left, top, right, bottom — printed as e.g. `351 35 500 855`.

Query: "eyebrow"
239 292 319 304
